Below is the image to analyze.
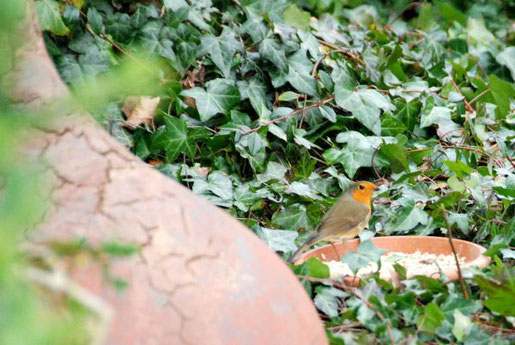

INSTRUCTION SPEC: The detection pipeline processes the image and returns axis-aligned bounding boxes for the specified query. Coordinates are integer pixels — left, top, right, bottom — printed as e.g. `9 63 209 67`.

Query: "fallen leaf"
123 96 160 129
148 160 164 166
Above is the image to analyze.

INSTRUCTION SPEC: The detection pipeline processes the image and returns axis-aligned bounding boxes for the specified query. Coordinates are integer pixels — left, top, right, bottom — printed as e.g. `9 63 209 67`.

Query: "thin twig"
469 88 491 105
440 208 469 299
242 97 334 134
388 2 424 25
407 144 489 157
371 145 382 180
312 49 361 76
316 40 365 66
450 78 475 113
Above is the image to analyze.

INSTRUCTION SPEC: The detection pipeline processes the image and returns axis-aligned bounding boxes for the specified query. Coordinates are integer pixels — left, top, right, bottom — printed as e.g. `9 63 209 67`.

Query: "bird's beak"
374 187 380 191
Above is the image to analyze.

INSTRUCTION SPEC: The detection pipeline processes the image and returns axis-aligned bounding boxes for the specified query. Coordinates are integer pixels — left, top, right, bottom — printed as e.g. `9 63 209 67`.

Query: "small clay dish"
296 236 491 286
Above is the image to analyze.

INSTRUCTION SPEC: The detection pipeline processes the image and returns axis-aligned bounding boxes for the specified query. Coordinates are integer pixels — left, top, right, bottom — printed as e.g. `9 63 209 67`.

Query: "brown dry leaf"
122 96 160 129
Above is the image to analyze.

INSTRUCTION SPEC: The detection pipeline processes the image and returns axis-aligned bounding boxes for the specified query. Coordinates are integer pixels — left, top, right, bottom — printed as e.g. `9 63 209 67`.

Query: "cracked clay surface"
7 2 328 345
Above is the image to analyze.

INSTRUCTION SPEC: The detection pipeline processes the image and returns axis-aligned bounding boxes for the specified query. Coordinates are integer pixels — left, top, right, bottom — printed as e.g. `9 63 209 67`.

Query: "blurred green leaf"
417 302 445 334
36 0 69 36
283 4 310 30
341 240 385 274
314 286 346 317
474 275 515 317
256 227 298 252
489 75 515 119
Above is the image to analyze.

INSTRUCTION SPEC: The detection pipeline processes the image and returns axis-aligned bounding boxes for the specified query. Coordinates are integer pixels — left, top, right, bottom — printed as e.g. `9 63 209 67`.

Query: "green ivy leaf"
443 161 472 178
272 204 310 230
341 240 386 274
380 143 409 173
452 310 473 342
395 100 420 131
303 257 330 278
36 0 70 36
335 88 394 135
287 66 318 96
496 47 515 81
283 4 310 30
314 286 347 317
474 275 515 317
152 116 199 161
163 0 188 11
417 302 445 334
489 75 515 119
257 227 298 252
259 37 288 72
87 8 104 34
181 79 240 121
201 29 241 78
237 79 268 118
325 131 393 178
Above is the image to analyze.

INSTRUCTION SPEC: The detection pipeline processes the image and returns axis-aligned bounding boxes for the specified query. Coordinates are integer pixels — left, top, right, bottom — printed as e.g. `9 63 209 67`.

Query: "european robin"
288 181 378 263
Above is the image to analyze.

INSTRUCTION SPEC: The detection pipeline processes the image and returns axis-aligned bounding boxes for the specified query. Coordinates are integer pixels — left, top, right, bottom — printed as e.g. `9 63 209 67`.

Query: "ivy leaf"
395 100 420 131
474 275 515 317
467 18 496 45
386 199 429 234
237 79 268 119
417 303 445 334
380 143 409 173
314 286 347 318
278 91 300 101
443 161 472 178
233 184 269 212
272 204 310 230
181 79 240 121
87 8 104 34
496 47 515 81
283 4 310 30
259 37 288 72
452 310 473 342
489 74 514 119
206 171 233 200
341 240 385 274
152 116 200 161
335 88 394 135
448 213 470 234
381 115 407 136
106 12 132 41
201 29 241 78
257 227 298 252
285 181 319 200
139 21 176 63
287 66 318 96
325 131 394 178
36 0 70 36
201 34 232 78
420 106 460 140
163 0 188 11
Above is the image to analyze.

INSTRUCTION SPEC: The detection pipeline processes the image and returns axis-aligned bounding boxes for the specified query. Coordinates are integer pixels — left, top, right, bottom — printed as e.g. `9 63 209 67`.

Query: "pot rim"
295 235 491 284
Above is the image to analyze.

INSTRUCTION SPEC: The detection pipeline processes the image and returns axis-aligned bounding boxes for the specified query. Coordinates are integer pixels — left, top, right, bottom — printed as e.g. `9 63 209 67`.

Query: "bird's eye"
359 184 365 190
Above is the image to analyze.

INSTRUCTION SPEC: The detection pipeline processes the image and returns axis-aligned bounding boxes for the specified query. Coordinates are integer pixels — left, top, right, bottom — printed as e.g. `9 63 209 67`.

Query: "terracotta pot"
297 236 491 285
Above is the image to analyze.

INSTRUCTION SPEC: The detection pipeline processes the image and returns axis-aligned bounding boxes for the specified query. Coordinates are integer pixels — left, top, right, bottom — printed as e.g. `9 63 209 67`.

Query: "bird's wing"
317 198 370 239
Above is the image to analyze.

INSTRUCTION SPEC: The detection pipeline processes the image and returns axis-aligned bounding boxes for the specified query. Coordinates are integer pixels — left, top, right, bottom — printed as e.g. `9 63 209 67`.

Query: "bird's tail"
287 233 320 264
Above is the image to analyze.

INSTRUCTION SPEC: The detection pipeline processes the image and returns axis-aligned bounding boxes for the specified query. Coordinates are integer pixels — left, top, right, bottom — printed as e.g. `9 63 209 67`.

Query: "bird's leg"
330 243 341 260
